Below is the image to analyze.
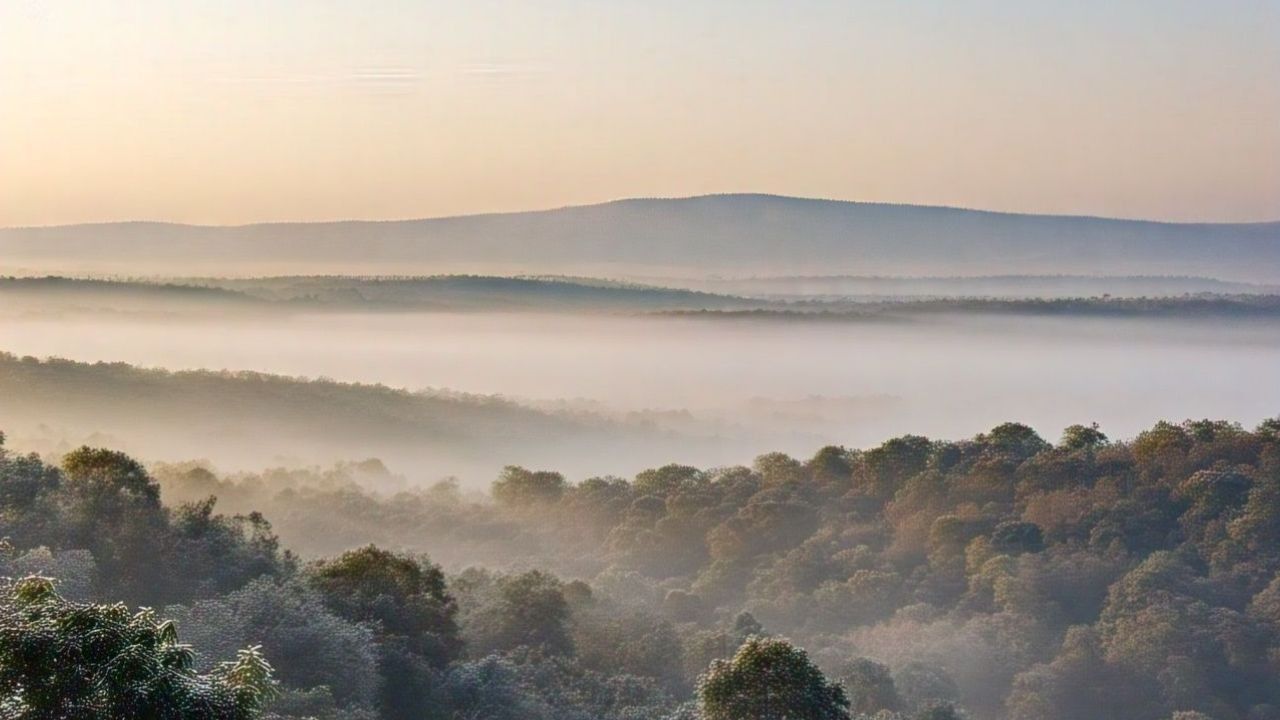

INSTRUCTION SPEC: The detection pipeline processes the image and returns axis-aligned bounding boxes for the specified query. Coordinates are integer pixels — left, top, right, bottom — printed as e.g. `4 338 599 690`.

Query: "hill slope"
0 353 671 479
4 195 1278 280
0 275 755 314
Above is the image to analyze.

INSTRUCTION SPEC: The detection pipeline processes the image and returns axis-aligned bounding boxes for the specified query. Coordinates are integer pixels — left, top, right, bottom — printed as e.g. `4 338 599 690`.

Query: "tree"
980 423 1050 460
491 466 567 507
634 464 704 497
708 501 819 563
1132 421 1192 464
60 446 162 513
0 434 62 548
309 545 461 667
59 446 170 603
839 658 901 715
167 577 380 712
697 635 850 720
0 576 274 719
806 446 853 486
754 453 806 486
662 589 710 624
1257 417 1280 439
1059 424 1109 451
1006 627 1115 720
443 656 550 720
990 521 1045 555
167 497 287 601
572 605 687 694
892 662 959 714
309 546 462 720
859 435 934 498
732 611 764 641
493 570 573 656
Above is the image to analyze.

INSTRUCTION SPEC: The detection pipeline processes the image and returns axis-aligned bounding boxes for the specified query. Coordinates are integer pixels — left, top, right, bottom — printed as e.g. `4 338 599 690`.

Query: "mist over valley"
2 275 1276 484
3 4 1279 713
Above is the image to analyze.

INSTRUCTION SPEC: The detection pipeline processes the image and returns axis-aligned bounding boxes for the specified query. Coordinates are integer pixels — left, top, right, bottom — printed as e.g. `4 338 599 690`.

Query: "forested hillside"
0 275 757 314
7 274 1280 319
3 417 1280 719
662 295 1280 321
199 275 754 311
0 352 665 476
673 275 1279 300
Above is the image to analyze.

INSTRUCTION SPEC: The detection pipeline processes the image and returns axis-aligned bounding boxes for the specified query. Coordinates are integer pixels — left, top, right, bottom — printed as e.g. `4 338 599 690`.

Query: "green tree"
697 635 850 720
309 545 462 720
1059 423 1109 451
980 423 1050 459
893 662 959 714
167 577 380 712
468 570 573 657
1006 627 1115 720
633 464 704 497
754 453 806 486
839 657 901 715
491 466 567 507
0 433 62 548
309 545 461 666
858 435 934 499
0 577 274 719
990 521 1045 555
805 446 853 486
167 498 287 601
59 446 170 603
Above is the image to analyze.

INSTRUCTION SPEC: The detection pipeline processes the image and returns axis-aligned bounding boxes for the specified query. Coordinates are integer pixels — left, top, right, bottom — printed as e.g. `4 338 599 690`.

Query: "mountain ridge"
7 194 1279 230
4 194 1278 281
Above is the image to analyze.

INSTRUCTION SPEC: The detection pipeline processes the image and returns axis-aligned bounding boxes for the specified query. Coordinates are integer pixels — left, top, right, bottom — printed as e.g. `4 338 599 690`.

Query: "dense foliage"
698 636 849 720
4 417 1280 719
0 576 275 719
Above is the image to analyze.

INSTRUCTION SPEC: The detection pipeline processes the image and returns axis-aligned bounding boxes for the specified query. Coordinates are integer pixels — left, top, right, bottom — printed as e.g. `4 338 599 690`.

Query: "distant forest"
4 417 1280 719
662 295 1280 322
671 274 1280 299
4 274 1280 319
0 352 641 476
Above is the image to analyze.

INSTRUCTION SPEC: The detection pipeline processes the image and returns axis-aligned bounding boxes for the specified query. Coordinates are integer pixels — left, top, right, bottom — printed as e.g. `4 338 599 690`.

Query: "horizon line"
4 192 1280 231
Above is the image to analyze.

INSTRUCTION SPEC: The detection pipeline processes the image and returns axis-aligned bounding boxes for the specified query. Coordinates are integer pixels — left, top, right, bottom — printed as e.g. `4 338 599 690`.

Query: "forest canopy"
3 417 1280 719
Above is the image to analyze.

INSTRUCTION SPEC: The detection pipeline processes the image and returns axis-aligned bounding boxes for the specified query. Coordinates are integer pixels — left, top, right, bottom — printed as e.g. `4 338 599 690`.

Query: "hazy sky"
2 0 1278 226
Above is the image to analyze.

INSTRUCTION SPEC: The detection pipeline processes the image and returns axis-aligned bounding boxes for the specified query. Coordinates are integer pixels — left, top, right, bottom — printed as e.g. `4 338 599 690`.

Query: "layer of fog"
2 308 1277 484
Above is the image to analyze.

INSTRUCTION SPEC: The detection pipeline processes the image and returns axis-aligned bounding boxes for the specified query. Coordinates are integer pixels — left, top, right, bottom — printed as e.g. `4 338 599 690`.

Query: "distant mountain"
3 195 1278 281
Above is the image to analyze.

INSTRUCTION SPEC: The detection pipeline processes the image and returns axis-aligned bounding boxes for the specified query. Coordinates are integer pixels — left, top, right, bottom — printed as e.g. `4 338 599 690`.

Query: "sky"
2 0 1278 226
